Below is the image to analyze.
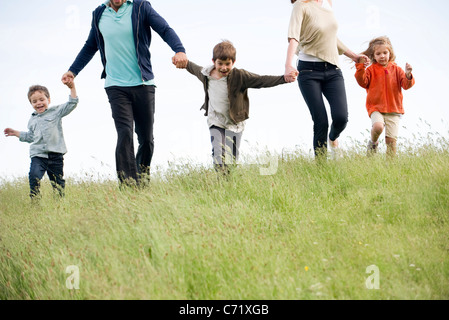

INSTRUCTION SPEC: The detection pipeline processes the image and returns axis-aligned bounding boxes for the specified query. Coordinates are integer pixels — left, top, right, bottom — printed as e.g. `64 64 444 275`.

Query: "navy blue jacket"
69 0 186 81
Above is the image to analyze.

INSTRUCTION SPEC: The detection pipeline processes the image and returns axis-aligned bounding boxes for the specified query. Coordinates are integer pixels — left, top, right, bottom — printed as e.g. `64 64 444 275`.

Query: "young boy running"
175 40 296 172
4 80 78 199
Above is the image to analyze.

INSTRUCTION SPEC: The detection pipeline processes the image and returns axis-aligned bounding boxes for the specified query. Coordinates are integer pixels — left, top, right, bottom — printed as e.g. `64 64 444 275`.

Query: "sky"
1 0 449 183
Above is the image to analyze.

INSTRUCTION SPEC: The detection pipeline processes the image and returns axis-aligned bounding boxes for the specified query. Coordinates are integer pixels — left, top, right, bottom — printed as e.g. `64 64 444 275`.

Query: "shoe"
367 140 379 156
328 138 342 160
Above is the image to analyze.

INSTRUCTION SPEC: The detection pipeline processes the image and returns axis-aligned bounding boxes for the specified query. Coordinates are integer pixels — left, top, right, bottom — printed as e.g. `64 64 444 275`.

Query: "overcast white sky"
1 0 449 183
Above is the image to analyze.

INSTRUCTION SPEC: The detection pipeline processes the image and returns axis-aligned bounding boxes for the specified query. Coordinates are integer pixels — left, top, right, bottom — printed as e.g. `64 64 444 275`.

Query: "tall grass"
1 137 448 300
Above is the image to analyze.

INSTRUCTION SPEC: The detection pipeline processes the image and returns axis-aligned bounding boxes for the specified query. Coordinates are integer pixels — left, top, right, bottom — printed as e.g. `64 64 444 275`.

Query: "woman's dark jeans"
297 60 348 157
29 153 65 198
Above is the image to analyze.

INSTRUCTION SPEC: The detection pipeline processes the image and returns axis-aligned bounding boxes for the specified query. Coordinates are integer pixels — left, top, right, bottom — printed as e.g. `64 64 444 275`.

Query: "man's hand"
172 52 188 69
62 71 75 88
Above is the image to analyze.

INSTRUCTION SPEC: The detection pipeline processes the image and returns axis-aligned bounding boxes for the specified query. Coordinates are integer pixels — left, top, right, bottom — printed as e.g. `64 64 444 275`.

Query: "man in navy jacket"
62 0 187 185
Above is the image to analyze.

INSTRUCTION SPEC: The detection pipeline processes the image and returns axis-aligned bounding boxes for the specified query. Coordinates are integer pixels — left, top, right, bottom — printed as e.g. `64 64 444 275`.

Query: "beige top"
288 0 349 67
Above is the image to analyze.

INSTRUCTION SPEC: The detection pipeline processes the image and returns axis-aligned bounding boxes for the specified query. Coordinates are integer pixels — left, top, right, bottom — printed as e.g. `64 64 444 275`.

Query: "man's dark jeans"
29 153 65 198
106 85 155 184
297 60 348 157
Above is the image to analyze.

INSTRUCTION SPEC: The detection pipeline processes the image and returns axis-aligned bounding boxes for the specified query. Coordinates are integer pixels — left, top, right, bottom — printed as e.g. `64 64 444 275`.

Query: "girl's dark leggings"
297 60 348 156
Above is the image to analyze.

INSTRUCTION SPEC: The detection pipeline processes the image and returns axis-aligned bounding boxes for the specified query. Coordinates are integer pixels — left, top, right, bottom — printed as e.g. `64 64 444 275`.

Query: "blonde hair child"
355 36 415 156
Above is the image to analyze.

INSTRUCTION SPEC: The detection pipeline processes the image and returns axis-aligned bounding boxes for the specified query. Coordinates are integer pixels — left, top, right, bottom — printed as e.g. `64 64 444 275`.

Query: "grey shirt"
20 96 79 158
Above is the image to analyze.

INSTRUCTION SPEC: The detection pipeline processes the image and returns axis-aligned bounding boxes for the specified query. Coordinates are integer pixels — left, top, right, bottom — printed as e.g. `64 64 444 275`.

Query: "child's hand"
405 63 413 79
62 71 75 86
4 128 19 138
286 70 299 83
65 80 74 89
172 52 188 69
284 67 298 83
62 72 77 98
358 55 370 67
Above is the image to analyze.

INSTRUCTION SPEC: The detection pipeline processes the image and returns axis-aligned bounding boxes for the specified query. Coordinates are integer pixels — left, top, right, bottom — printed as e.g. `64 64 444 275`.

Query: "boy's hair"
362 36 396 64
213 40 237 62
28 85 50 101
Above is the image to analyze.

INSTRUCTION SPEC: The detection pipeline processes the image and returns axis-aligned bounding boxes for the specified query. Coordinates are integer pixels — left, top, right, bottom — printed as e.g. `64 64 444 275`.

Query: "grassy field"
1 139 448 300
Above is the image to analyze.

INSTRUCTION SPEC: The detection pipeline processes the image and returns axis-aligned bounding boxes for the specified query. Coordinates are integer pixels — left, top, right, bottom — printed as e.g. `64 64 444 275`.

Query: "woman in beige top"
285 0 367 158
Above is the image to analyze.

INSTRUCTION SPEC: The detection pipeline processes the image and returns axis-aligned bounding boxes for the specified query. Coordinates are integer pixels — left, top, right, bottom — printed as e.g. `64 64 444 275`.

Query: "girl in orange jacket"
355 36 415 156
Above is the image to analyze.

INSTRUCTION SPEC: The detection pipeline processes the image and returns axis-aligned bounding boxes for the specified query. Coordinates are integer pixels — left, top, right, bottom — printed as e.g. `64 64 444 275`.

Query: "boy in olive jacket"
176 40 295 172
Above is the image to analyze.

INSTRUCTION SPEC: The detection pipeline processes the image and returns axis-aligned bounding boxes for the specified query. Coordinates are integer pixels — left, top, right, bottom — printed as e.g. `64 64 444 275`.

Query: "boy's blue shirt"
69 0 186 82
20 96 79 159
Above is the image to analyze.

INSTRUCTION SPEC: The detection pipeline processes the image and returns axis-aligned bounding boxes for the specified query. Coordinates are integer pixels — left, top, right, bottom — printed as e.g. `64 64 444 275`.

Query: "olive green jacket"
186 61 286 124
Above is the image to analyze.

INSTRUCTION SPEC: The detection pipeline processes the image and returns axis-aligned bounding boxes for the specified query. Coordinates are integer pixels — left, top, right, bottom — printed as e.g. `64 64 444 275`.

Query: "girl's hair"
213 40 237 62
28 85 50 101
362 36 396 64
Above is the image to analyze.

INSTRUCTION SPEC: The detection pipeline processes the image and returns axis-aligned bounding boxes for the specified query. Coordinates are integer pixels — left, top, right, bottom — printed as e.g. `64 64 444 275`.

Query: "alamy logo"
365 265 380 290
210 128 279 176
66 265 80 290
366 5 380 30
65 5 80 30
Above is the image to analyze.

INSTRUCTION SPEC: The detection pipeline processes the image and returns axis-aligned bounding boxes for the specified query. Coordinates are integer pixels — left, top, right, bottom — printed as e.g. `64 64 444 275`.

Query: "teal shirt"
99 0 155 88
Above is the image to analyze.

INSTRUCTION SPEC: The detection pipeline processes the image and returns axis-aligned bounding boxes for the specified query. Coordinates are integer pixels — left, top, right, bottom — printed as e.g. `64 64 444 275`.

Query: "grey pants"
209 126 243 169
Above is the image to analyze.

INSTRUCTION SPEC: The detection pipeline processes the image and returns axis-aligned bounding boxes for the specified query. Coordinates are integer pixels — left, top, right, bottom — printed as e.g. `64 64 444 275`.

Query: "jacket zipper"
136 1 145 82
95 9 107 73
384 68 389 111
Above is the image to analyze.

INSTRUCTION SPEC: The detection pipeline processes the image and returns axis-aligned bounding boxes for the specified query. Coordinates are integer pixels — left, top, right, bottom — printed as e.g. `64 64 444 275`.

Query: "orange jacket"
355 62 415 117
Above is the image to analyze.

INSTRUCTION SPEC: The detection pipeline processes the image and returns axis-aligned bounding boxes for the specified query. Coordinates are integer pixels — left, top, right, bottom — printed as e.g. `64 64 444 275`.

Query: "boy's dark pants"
29 153 65 198
297 61 348 157
105 85 155 184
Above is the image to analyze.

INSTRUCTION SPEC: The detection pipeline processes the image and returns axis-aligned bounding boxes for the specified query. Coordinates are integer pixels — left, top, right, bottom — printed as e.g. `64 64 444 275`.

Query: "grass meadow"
1 136 448 300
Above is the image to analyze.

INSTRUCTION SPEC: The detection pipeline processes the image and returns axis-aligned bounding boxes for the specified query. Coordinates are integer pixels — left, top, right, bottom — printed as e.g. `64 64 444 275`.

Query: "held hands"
357 55 371 67
405 63 413 79
172 52 188 69
284 66 299 83
61 71 77 98
62 71 75 89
